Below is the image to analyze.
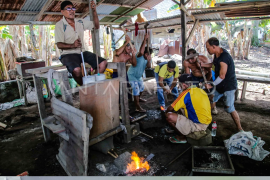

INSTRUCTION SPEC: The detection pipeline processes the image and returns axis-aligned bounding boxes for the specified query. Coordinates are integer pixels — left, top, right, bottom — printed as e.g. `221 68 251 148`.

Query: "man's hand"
205 83 213 90
73 38 82 48
90 1 96 10
125 35 131 43
164 89 171 94
144 33 149 41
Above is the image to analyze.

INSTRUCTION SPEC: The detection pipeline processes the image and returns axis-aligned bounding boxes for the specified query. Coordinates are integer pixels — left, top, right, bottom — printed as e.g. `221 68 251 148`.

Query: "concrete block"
187 129 212 146
113 151 131 173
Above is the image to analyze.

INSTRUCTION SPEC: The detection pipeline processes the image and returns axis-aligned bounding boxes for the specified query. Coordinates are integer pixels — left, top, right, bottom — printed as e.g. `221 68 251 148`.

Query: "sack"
224 131 270 161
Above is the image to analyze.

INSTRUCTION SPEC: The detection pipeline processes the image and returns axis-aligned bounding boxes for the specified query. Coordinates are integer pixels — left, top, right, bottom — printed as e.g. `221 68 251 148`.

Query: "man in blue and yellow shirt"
154 60 179 110
165 74 212 143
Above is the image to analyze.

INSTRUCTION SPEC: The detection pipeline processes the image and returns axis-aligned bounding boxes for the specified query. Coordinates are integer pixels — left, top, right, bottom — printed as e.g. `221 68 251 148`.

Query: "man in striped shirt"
165 74 212 143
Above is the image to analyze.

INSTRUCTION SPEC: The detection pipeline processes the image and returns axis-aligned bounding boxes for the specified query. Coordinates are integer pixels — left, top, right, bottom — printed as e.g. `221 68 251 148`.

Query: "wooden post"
117 62 131 143
33 74 51 142
58 71 73 105
241 81 247 101
88 0 100 55
181 0 186 73
29 24 39 59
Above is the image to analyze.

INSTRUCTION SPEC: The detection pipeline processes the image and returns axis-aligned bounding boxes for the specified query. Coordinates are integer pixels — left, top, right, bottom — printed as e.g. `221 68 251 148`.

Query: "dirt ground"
1 47 270 176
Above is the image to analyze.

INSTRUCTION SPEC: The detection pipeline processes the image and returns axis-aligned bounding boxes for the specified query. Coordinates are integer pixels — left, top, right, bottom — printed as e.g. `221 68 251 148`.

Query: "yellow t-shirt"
154 64 179 79
171 87 212 124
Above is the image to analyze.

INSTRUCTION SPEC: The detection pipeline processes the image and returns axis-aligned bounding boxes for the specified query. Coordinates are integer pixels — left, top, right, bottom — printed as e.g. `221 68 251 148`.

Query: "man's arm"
159 76 170 94
114 36 130 56
129 51 137 67
219 62 228 79
137 33 148 57
170 78 178 91
183 60 191 74
146 54 151 68
165 105 174 114
90 1 99 29
205 67 212 81
57 39 81 50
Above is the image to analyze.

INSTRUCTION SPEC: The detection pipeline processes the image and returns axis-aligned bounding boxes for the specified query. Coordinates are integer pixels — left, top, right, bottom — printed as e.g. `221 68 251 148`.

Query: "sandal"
169 136 187 144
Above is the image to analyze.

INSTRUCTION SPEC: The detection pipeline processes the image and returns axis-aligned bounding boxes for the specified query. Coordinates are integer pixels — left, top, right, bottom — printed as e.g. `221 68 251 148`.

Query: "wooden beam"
100 3 149 10
181 0 186 71
0 21 56 25
80 0 105 18
184 0 191 5
0 10 83 16
187 2 270 11
35 0 54 21
88 0 100 54
172 0 196 22
186 19 199 46
98 14 133 18
111 0 149 22
33 75 51 142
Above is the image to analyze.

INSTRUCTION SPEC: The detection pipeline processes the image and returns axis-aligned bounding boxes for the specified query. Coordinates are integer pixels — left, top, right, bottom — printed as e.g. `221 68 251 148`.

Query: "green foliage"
251 36 259 46
0 26 12 39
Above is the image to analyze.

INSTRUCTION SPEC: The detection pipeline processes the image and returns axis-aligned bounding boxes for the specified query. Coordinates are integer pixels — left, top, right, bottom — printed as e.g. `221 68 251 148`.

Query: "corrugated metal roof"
140 0 163 9
16 0 47 21
101 0 141 7
0 0 163 23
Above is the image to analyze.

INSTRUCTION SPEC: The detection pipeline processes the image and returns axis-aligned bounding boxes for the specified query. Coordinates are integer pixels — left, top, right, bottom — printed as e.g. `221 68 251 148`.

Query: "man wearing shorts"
127 33 152 112
205 37 243 132
55 1 107 85
165 74 212 143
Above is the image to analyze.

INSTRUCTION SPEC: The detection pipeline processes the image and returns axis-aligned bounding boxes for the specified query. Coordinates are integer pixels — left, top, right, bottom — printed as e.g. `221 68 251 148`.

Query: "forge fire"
126 151 150 174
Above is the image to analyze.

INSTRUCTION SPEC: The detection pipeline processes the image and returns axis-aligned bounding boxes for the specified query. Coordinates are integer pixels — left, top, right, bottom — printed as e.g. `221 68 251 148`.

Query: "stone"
96 163 106 173
0 80 20 103
113 151 131 173
186 129 212 146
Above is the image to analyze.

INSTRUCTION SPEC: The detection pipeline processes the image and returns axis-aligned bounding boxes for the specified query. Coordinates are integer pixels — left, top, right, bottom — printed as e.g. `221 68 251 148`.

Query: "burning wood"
125 151 150 174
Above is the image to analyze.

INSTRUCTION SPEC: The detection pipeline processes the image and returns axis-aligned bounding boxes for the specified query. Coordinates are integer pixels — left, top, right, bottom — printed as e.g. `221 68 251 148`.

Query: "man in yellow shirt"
165 74 212 143
154 60 179 110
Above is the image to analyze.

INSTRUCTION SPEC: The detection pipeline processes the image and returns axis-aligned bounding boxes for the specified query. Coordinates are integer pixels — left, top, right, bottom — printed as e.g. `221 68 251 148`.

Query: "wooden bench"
236 74 270 101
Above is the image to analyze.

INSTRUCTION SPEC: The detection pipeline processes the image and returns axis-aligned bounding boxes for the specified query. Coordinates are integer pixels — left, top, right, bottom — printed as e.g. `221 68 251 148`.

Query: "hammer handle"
121 27 135 52
197 57 210 93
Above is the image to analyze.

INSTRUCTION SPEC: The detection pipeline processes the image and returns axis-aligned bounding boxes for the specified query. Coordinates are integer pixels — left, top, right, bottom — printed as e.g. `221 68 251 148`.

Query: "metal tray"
192 146 235 174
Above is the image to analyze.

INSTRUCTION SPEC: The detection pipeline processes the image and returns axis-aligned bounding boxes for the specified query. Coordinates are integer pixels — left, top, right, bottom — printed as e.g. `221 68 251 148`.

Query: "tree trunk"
19 26 28 56
225 22 235 59
29 24 39 59
252 20 259 46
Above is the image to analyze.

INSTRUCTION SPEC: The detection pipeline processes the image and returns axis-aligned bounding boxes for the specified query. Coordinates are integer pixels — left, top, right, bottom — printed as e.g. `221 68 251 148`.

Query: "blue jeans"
129 80 144 96
213 89 236 113
155 73 179 107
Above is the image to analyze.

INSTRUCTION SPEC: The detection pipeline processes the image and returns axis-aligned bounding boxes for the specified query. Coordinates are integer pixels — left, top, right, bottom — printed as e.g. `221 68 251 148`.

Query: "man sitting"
184 49 213 85
154 60 179 111
165 74 212 143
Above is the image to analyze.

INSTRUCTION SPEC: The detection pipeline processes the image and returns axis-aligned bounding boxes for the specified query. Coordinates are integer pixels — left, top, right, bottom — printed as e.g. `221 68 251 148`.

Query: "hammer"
185 53 210 92
144 22 153 67
119 20 135 52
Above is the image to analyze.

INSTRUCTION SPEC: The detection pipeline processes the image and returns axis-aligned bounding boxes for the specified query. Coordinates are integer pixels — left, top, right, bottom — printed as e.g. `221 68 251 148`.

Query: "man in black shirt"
205 37 243 132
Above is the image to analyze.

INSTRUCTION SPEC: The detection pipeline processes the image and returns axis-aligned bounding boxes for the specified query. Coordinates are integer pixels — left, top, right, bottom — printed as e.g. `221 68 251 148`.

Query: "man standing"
165 74 212 143
112 35 136 78
127 33 152 112
154 60 179 111
184 49 213 85
55 1 107 85
205 37 243 132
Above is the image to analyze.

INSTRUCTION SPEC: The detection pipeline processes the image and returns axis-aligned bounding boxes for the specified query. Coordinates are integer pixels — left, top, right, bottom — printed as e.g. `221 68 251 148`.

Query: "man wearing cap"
184 48 214 85
165 74 212 143
55 0 107 85
154 60 179 111
205 37 244 132
127 33 152 112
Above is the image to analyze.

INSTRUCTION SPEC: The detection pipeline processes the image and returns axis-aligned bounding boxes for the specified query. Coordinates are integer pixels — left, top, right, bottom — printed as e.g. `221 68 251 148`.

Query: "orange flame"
126 151 150 173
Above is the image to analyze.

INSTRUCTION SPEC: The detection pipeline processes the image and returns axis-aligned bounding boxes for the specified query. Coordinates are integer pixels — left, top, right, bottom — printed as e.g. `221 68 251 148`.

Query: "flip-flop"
169 136 187 144
135 109 147 113
165 128 174 134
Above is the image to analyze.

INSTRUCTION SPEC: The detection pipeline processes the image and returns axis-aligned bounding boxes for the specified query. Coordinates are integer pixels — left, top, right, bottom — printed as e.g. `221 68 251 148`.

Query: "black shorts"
59 51 106 73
